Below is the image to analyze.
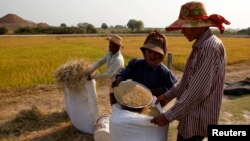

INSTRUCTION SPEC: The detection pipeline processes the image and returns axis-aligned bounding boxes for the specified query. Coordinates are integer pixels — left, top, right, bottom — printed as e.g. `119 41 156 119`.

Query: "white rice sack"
110 103 168 141
64 80 99 134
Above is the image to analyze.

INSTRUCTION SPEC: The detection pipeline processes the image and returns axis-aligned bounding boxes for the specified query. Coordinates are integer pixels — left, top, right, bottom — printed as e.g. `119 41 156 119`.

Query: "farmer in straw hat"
87 34 124 82
111 31 177 105
150 1 230 141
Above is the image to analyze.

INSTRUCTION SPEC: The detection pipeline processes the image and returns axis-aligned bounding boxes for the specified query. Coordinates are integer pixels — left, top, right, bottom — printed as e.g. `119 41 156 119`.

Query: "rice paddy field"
0 35 250 141
0 35 249 89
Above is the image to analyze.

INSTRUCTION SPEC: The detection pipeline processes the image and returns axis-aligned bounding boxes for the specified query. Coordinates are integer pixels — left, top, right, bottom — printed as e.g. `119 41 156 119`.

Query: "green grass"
0 36 250 89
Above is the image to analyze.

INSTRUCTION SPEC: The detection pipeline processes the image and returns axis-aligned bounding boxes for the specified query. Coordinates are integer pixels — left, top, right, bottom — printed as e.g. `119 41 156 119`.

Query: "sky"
1 0 249 29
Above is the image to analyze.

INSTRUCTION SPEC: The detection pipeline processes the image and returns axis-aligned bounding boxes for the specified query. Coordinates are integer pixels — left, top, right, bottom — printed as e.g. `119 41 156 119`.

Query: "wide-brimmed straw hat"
165 1 230 33
140 38 165 56
106 34 123 46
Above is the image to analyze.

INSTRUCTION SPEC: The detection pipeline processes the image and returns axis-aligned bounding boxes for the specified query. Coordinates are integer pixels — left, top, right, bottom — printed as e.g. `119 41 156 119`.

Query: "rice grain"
113 81 152 108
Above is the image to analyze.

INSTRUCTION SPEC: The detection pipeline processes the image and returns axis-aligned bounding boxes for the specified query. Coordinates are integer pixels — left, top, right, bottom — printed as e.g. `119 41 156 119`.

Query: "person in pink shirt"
151 1 230 141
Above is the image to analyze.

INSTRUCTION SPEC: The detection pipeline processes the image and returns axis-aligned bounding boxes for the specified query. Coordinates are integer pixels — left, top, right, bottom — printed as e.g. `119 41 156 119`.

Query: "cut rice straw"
55 59 90 93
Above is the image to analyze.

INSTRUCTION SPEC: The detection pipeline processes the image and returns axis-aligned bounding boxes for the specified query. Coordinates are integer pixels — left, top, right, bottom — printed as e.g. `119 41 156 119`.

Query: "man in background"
87 34 124 81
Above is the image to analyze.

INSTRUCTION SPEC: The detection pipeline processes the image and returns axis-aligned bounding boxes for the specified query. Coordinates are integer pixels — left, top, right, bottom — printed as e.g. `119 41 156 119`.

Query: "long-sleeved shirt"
163 29 226 138
116 59 177 97
90 51 124 80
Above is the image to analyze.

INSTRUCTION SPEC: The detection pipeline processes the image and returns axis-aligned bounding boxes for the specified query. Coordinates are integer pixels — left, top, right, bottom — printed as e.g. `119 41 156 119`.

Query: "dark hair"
143 31 167 56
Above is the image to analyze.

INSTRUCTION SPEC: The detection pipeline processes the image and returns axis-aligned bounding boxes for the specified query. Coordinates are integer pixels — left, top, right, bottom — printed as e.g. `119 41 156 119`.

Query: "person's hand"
150 88 162 97
111 77 122 88
109 93 117 106
150 113 169 126
86 74 93 81
155 95 170 107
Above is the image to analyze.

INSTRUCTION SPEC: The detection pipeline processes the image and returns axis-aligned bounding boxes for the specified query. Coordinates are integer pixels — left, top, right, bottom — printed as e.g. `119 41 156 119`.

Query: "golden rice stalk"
113 81 152 108
54 59 90 92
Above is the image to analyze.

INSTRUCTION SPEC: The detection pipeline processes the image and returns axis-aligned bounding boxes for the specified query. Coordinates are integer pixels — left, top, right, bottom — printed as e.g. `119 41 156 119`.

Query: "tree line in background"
0 18 250 35
0 19 145 35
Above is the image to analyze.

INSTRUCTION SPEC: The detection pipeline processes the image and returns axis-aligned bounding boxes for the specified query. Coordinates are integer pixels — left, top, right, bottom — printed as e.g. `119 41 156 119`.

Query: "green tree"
238 27 250 35
60 23 67 27
14 27 33 34
127 19 136 30
0 27 8 34
101 23 108 29
114 25 126 28
77 23 97 33
86 24 97 33
127 19 144 31
77 23 89 29
246 27 250 35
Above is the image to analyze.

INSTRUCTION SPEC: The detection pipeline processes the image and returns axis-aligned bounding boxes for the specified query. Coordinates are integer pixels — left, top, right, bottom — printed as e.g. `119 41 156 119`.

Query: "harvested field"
0 62 250 141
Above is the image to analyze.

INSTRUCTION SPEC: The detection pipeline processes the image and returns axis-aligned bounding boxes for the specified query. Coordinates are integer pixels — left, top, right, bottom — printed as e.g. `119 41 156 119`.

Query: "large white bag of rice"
110 103 168 141
64 80 99 134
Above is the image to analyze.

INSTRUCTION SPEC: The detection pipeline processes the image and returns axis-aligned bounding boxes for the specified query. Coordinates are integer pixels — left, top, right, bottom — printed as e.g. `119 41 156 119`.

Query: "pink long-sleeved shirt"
164 29 226 138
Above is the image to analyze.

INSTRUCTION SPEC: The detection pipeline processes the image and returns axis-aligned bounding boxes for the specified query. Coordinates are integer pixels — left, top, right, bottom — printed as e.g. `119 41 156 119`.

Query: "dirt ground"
0 62 250 140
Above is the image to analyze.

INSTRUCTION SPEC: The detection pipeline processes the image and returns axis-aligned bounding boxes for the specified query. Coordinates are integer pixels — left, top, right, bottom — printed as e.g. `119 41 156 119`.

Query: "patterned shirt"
90 51 124 80
163 29 226 138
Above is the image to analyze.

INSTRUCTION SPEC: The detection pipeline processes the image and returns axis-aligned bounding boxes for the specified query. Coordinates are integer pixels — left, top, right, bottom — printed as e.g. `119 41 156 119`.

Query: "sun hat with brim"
165 1 230 33
106 34 123 46
140 38 165 56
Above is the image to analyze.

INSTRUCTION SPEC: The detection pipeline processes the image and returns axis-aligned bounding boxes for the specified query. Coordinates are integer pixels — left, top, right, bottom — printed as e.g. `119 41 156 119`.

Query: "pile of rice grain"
113 81 152 108
140 106 160 116
55 59 90 92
